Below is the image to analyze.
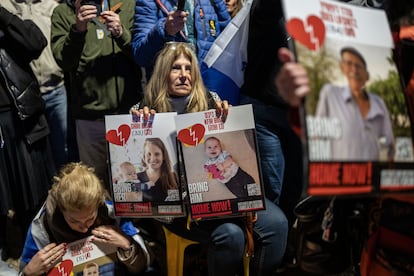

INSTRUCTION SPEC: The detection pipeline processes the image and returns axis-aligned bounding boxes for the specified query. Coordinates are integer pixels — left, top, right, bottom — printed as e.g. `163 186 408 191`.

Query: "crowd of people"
0 0 411 275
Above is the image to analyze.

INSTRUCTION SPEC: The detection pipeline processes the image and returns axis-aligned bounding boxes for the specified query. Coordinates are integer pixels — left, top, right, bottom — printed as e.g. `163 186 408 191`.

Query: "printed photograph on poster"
47 236 118 276
105 113 184 217
175 104 265 220
282 0 414 195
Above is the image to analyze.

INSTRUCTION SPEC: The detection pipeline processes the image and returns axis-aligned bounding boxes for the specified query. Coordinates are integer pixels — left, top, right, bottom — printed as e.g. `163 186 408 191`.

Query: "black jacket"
0 7 50 144
240 0 289 109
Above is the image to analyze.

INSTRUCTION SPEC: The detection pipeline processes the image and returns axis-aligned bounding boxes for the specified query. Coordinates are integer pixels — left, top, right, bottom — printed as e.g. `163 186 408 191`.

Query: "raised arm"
132 0 174 68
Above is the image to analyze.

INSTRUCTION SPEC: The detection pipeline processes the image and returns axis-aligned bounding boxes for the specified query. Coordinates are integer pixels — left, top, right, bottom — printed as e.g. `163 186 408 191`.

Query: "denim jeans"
165 198 287 275
252 198 288 274
240 95 286 205
240 95 304 225
42 84 68 169
208 199 288 275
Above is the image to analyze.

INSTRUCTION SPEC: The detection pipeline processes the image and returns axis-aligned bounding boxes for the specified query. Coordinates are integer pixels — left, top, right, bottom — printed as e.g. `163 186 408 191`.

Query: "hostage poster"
105 112 185 217
282 0 414 195
175 104 265 220
47 236 117 276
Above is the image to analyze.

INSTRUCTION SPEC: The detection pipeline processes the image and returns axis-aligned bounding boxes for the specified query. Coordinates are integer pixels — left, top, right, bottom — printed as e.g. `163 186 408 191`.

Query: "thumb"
278 47 295 64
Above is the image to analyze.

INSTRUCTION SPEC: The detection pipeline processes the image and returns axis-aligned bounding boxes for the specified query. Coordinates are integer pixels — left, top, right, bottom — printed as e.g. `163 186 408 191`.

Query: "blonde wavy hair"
46 162 107 214
142 42 210 113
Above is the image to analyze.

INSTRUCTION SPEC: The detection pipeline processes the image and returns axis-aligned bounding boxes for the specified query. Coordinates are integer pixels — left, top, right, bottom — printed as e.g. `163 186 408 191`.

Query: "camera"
81 0 102 16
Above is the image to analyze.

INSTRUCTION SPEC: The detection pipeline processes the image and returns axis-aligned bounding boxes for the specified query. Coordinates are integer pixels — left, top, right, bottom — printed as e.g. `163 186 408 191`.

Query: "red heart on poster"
177 124 205 146
106 124 131 146
286 15 326 51
47 260 74 276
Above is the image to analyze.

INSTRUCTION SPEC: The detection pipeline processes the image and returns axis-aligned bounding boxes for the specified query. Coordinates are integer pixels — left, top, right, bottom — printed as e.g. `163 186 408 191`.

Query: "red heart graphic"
177 124 206 146
286 15 325 51
47 260 74 276
106 124 131 146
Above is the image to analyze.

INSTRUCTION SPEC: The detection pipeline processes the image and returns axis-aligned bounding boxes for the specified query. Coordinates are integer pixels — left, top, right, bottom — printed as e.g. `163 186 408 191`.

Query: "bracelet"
117 243 136 263
129 103 140 113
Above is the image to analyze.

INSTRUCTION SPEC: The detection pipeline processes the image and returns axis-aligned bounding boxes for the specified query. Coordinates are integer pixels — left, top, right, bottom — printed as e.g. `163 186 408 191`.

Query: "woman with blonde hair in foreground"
19 162 150 275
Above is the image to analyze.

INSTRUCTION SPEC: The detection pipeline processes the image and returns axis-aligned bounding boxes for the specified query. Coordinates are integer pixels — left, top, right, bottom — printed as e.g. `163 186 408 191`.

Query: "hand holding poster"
47 236 117 276
282 0 414 195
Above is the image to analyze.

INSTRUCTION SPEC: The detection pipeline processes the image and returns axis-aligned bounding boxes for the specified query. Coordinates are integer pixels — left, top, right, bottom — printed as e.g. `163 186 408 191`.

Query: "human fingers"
275 48 310 107
33 243 66 273
101 11 120 24
278 47 295 63
142 106 150 117
215 100 230 123
285 63 310 105
46 243 67 268
77 4 98 19
108 23 123 38
130 109 140 116
142 106 155 126
76 4 98 31
92 225 118 240
165 11 188 35
91 226 129 249
75 0 82 10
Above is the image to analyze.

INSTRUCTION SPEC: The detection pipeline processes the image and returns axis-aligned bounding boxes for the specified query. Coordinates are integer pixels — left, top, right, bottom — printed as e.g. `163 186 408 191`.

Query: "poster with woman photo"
175 104 265 220
282 0 414 195
105 113 184 217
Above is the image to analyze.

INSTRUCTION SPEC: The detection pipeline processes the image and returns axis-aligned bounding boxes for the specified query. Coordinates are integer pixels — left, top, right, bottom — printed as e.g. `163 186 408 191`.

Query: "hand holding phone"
81 0 102 16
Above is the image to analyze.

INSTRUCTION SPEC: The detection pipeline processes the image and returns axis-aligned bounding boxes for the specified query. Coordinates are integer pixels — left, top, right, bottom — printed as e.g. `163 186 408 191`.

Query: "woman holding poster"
19 163 150 275
130 42 289 275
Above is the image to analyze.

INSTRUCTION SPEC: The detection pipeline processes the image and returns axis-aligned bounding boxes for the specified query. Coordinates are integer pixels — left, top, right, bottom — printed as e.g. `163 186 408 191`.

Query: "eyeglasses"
341 59 366 71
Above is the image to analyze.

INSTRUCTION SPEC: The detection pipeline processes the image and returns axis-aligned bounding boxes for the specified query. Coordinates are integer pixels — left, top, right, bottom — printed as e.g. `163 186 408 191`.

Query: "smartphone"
81 0 102 16
177 0 185 11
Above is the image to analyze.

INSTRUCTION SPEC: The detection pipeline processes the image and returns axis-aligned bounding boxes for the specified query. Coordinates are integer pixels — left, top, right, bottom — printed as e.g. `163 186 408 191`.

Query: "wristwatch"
117 242 137 262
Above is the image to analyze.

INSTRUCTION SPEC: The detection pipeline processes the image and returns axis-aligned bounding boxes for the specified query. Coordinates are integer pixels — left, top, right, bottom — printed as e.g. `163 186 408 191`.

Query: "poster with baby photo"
105 112 185 217
175 104 265 220
282 0 414 196
47 236 118 276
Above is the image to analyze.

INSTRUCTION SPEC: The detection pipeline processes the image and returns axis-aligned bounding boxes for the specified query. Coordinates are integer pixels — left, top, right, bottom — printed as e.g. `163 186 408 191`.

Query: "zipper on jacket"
0 65 26 120
0 126 4 149
199 7 207 38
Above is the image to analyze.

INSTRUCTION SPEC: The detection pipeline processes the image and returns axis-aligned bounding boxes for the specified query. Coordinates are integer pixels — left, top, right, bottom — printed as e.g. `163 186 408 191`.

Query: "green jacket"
51 0 142 120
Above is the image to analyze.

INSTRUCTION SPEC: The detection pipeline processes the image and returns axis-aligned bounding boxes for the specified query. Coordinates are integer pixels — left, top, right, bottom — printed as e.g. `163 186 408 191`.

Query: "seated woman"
131 42 288 275
19 162 151 275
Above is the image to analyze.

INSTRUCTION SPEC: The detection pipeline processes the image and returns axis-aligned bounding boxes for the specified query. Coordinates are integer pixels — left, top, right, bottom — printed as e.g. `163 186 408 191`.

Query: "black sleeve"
241 0 289 106
0 7 47 62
